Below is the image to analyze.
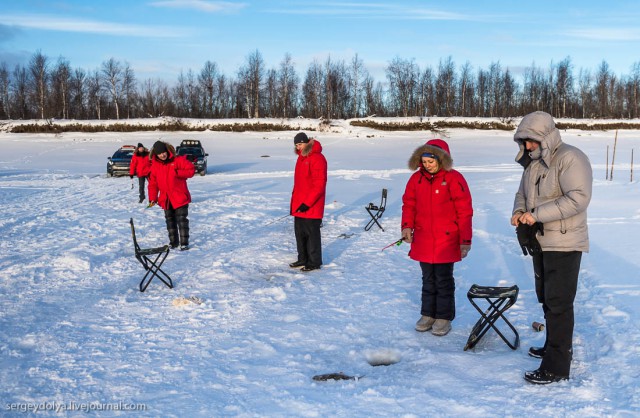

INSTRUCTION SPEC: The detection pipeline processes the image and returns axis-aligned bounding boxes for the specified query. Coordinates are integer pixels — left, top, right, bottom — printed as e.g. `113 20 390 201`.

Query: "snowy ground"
0 122 639 417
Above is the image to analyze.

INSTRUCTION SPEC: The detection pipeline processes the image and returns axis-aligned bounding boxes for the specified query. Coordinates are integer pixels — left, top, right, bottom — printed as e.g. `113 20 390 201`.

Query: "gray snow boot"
431 319 451 336
415 316 436 332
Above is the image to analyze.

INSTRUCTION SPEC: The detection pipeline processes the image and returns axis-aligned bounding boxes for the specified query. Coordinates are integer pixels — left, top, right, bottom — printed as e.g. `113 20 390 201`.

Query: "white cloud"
148 0 247 13
0 14 188 38
564 28 640 41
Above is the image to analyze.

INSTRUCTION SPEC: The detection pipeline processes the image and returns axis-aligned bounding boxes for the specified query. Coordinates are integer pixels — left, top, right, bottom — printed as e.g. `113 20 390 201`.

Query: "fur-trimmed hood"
150 142 176 163
294 138 322 157
408 139 453 171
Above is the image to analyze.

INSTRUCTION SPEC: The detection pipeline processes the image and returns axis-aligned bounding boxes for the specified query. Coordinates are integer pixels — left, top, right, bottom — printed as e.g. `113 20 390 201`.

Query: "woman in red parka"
289 132 327 272
148 141 196 251
129 143 152 203
401 139 473 336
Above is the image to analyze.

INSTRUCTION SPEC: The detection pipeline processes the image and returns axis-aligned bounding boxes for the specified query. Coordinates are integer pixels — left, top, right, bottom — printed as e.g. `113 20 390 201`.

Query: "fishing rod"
381 238 404 251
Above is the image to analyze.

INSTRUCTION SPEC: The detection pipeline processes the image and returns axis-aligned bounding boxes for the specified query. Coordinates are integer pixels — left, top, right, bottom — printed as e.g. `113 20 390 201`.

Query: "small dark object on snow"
312 372 359 381
261 155 270 158
532 321 545 332
337 233 354 239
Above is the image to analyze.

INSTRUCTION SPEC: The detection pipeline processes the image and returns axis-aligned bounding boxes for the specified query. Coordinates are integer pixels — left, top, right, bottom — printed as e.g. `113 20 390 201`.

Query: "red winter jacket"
401 140 473 263
148 151 195 210
291 139 327 219
129 150 152 177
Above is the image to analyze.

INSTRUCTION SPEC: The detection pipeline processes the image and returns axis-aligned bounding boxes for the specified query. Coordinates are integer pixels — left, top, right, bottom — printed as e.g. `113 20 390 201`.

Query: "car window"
178 147 203 157
113 149 134 158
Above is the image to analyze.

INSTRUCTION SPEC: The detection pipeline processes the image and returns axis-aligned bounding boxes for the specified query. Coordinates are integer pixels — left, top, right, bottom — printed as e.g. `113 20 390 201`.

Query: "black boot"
524 368 568 384
528 346 546 358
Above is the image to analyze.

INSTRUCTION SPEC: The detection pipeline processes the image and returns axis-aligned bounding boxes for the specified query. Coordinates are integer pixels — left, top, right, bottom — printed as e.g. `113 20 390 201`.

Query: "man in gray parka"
510 111 592 384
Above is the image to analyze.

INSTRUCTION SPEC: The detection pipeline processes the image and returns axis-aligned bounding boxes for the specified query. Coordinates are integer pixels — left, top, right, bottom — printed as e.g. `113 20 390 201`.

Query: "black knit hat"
153 141 168 154
294 132 309 144
137 143 144 148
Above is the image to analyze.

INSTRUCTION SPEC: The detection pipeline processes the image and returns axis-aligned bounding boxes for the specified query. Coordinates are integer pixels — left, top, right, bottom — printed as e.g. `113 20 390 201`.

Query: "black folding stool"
130 218 174 292
464 284 520 351
364 188 388 231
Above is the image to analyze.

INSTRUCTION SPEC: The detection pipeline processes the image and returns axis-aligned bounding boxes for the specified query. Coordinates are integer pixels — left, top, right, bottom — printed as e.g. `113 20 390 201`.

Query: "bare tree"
51 57 71 119
122 63 136 118
577 68 592 118
0 62 10 119
278 53 298 118
264 68 278 117
436 56 456 116
139 78 173 117
28 50 49 119
348 54 367 118
595 60 612 117
386 56 418 117
86 69 103 119
12 65 29 119
458 61 474 117
302 60 323 118
69 68 87 119
245 50 265 118
555 57 573 117
198 60 219 118
101 58 123 119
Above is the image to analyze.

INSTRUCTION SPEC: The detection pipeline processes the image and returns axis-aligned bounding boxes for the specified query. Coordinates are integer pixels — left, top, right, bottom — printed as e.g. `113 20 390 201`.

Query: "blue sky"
1 0 640 84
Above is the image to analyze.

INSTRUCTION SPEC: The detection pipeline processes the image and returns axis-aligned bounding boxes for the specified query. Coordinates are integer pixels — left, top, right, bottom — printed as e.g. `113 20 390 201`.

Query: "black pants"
137 176 147 201
294 217 322 268
165 203 189 247
532 251 582 377
419 262 455 320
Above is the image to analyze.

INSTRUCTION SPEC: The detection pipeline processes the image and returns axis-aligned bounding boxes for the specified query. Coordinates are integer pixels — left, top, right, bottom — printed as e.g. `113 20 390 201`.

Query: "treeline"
1 50 640 121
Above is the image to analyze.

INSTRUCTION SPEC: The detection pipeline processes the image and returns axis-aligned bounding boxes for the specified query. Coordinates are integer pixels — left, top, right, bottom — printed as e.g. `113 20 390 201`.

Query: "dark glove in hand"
130 175 134 179
516 222 544 256
296 203 310 213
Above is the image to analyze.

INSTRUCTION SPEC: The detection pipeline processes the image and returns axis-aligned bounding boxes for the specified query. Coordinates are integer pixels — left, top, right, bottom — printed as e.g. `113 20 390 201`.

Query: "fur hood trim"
294 138 320 157
408 139 453 171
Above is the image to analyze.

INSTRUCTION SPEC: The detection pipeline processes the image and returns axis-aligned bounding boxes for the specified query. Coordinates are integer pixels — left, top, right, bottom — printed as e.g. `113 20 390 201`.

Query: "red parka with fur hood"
291 139 327 219
148 143 195 210
401 139 473 263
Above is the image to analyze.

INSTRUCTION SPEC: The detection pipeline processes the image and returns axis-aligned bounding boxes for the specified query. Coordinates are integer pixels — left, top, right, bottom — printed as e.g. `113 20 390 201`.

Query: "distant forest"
1 49 640 121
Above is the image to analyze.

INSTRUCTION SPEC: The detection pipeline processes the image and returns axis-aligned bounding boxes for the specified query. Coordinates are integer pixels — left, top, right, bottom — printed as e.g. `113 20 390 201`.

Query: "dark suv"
107 145 136 177
176 139 208 176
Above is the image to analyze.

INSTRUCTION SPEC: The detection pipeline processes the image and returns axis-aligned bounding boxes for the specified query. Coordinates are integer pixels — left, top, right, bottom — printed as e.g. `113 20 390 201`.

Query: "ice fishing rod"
381 238 404 251
264 213 291 226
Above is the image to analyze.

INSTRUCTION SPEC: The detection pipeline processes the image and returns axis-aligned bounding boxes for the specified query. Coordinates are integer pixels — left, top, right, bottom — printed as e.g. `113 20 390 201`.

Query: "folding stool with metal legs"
364 188 387 231
130 218 174 292
464 284 520 351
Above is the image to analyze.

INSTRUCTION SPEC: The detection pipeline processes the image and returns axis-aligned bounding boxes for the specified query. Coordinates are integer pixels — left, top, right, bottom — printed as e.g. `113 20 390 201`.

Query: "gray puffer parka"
512 111 592 252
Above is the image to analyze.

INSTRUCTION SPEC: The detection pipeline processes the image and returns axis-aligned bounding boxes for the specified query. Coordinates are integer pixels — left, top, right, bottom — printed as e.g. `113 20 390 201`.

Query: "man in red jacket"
289 132 327 272
129 143 152 203
148 140 196 251
401 139 473 336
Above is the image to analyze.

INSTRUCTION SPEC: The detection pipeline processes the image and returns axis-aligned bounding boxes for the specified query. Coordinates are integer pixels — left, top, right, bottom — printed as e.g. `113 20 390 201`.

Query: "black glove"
296 203 310 213
129 175 134 179
516 222 544 256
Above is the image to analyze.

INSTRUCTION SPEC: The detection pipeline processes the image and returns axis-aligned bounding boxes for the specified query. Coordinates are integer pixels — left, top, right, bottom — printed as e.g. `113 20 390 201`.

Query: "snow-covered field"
0 120 638 416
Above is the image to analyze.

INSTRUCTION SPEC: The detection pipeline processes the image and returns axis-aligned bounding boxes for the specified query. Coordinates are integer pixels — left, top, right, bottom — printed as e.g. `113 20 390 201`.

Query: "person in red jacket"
129 143 152 203
289 132 327 272
148 140 196 251
401 139 473 336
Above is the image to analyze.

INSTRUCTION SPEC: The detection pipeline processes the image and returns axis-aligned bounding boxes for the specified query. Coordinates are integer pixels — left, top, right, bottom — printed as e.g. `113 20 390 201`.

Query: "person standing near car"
129 143 152 203
511 111 592 384
401 139 473 337
289 132 327 272
148 140 196 251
